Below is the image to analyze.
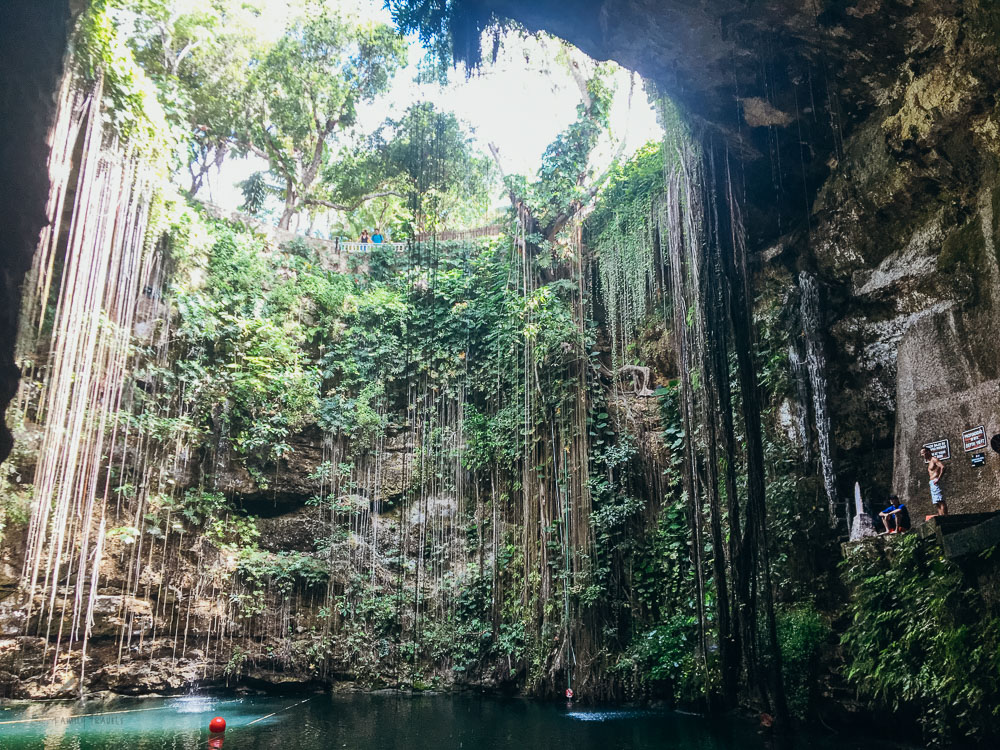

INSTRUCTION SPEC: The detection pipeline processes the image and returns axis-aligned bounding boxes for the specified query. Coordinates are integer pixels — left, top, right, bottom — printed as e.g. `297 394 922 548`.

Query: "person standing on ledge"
358 229 370 244
921 446 948 515
371 228 384 244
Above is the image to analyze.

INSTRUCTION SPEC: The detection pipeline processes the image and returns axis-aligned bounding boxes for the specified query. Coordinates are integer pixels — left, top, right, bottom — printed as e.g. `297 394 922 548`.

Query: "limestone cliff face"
801 2 1000 515
206 428 412 514
894 308 1000 519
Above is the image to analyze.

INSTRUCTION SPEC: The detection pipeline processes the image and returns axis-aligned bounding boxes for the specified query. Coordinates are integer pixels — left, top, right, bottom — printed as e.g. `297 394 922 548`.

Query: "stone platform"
918 511 1000 560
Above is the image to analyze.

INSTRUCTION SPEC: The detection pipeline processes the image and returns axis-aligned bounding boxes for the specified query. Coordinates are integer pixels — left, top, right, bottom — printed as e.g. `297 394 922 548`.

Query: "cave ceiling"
464 0 967 246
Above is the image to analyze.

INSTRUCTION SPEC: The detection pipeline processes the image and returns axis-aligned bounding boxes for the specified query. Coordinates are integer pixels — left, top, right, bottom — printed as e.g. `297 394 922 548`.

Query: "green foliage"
239 171 271 215
107 0 260 191
521 284 578 366
754 269 795 399
178 488 228 526
421 570 504 674
590 488 643 555
324 102 495 234
656 383 685 486
776 605 831 719
224 646 249 677
532 69 613 224
0 415 35 546
173 223 325 459
841 535 1000 742
585 142 666 368
165 209 539 480
623 615 705 704
234 548 329 617
587 142 665 239
242 9 406 225
463 403 519 471
387 0 457 73
171 489 260 549
0 476 32 546
631 496 691 616
72 0 172 151
502 61 616 243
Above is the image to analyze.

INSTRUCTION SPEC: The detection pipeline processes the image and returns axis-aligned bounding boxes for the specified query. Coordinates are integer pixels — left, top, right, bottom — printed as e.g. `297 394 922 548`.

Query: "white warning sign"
922 439 951 461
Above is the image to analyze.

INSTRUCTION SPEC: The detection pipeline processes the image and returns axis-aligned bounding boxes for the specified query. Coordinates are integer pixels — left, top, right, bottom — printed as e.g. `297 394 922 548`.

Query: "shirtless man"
921 446 948 515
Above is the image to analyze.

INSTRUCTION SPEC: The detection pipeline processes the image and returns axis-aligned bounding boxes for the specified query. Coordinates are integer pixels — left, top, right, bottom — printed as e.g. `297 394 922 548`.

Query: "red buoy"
209 716 226 734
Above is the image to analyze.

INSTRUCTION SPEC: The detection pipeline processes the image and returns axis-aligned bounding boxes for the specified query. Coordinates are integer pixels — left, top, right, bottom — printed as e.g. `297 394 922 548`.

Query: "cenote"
3 0 1000 748
0 693 889 749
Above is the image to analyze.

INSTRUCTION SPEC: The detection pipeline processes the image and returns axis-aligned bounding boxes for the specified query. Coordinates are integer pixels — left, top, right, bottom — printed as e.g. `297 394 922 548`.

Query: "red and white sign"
962 425 987 453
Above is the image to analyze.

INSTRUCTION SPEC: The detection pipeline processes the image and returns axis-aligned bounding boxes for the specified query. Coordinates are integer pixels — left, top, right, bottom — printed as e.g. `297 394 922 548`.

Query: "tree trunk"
189 163 206 197
282 126 333 231
279 181 297 229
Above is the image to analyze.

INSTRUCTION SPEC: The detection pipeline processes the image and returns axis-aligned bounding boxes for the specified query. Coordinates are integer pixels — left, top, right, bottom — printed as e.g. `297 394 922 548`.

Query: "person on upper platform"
879 495 910 533
921 446 948 515
358 229 370 244
371 228 384 244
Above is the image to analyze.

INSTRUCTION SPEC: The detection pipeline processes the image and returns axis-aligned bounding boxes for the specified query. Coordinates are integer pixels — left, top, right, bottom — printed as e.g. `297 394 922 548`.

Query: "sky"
203 0 663 223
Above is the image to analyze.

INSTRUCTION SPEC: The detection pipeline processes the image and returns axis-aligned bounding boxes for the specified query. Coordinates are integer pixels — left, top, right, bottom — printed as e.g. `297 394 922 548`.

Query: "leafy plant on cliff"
622 614 706 705
776 604 830 719
841 535 1000 743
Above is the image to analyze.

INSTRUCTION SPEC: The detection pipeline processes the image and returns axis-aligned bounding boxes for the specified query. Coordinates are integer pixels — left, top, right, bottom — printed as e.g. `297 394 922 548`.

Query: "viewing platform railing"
336 240 407 253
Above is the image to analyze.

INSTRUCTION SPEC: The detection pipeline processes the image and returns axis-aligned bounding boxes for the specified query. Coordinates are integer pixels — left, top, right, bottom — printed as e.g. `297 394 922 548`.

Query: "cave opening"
3 0 1000 746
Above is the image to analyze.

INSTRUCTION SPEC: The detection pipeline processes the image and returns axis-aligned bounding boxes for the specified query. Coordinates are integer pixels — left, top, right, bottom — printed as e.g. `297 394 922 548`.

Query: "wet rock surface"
212 429 411 513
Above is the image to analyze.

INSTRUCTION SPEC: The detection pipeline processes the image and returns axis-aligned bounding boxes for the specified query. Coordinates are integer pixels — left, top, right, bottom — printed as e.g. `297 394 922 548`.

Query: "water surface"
0 692 891 749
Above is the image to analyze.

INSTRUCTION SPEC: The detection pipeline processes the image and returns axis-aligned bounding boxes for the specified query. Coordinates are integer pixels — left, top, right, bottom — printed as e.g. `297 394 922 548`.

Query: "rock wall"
0 0 74 463
473 0 1000 525
802 3 1000 520
894 307 1000 519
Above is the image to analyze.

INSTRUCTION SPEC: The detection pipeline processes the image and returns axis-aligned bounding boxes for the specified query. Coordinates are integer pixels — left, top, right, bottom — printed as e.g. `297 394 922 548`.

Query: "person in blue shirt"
879 495 910 533
371 228 384 243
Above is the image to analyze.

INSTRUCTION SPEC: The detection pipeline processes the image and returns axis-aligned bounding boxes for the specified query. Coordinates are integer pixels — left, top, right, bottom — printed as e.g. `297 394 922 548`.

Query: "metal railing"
336 240 407 253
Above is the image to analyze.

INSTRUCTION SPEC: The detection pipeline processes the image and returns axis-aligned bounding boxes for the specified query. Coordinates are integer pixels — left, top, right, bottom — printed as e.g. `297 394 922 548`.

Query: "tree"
488 46 619 245
180 22 258 196
317 102 494 235
111 0 260 195
242 11 406 228
385 11 629 243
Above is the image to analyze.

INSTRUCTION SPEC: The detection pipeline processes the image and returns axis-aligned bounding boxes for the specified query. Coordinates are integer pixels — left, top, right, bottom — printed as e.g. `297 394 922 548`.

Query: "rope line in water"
0 705 165 726
0 696 315 729
244 696 314 727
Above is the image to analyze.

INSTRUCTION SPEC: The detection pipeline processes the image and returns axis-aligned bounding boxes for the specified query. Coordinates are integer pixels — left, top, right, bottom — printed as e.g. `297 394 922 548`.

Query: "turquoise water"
0 692 888 749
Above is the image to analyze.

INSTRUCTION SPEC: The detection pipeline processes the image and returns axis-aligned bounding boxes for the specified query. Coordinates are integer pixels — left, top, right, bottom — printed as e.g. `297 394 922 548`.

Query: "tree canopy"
109 0 260 191
318 102 494 235
242 11 406 228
